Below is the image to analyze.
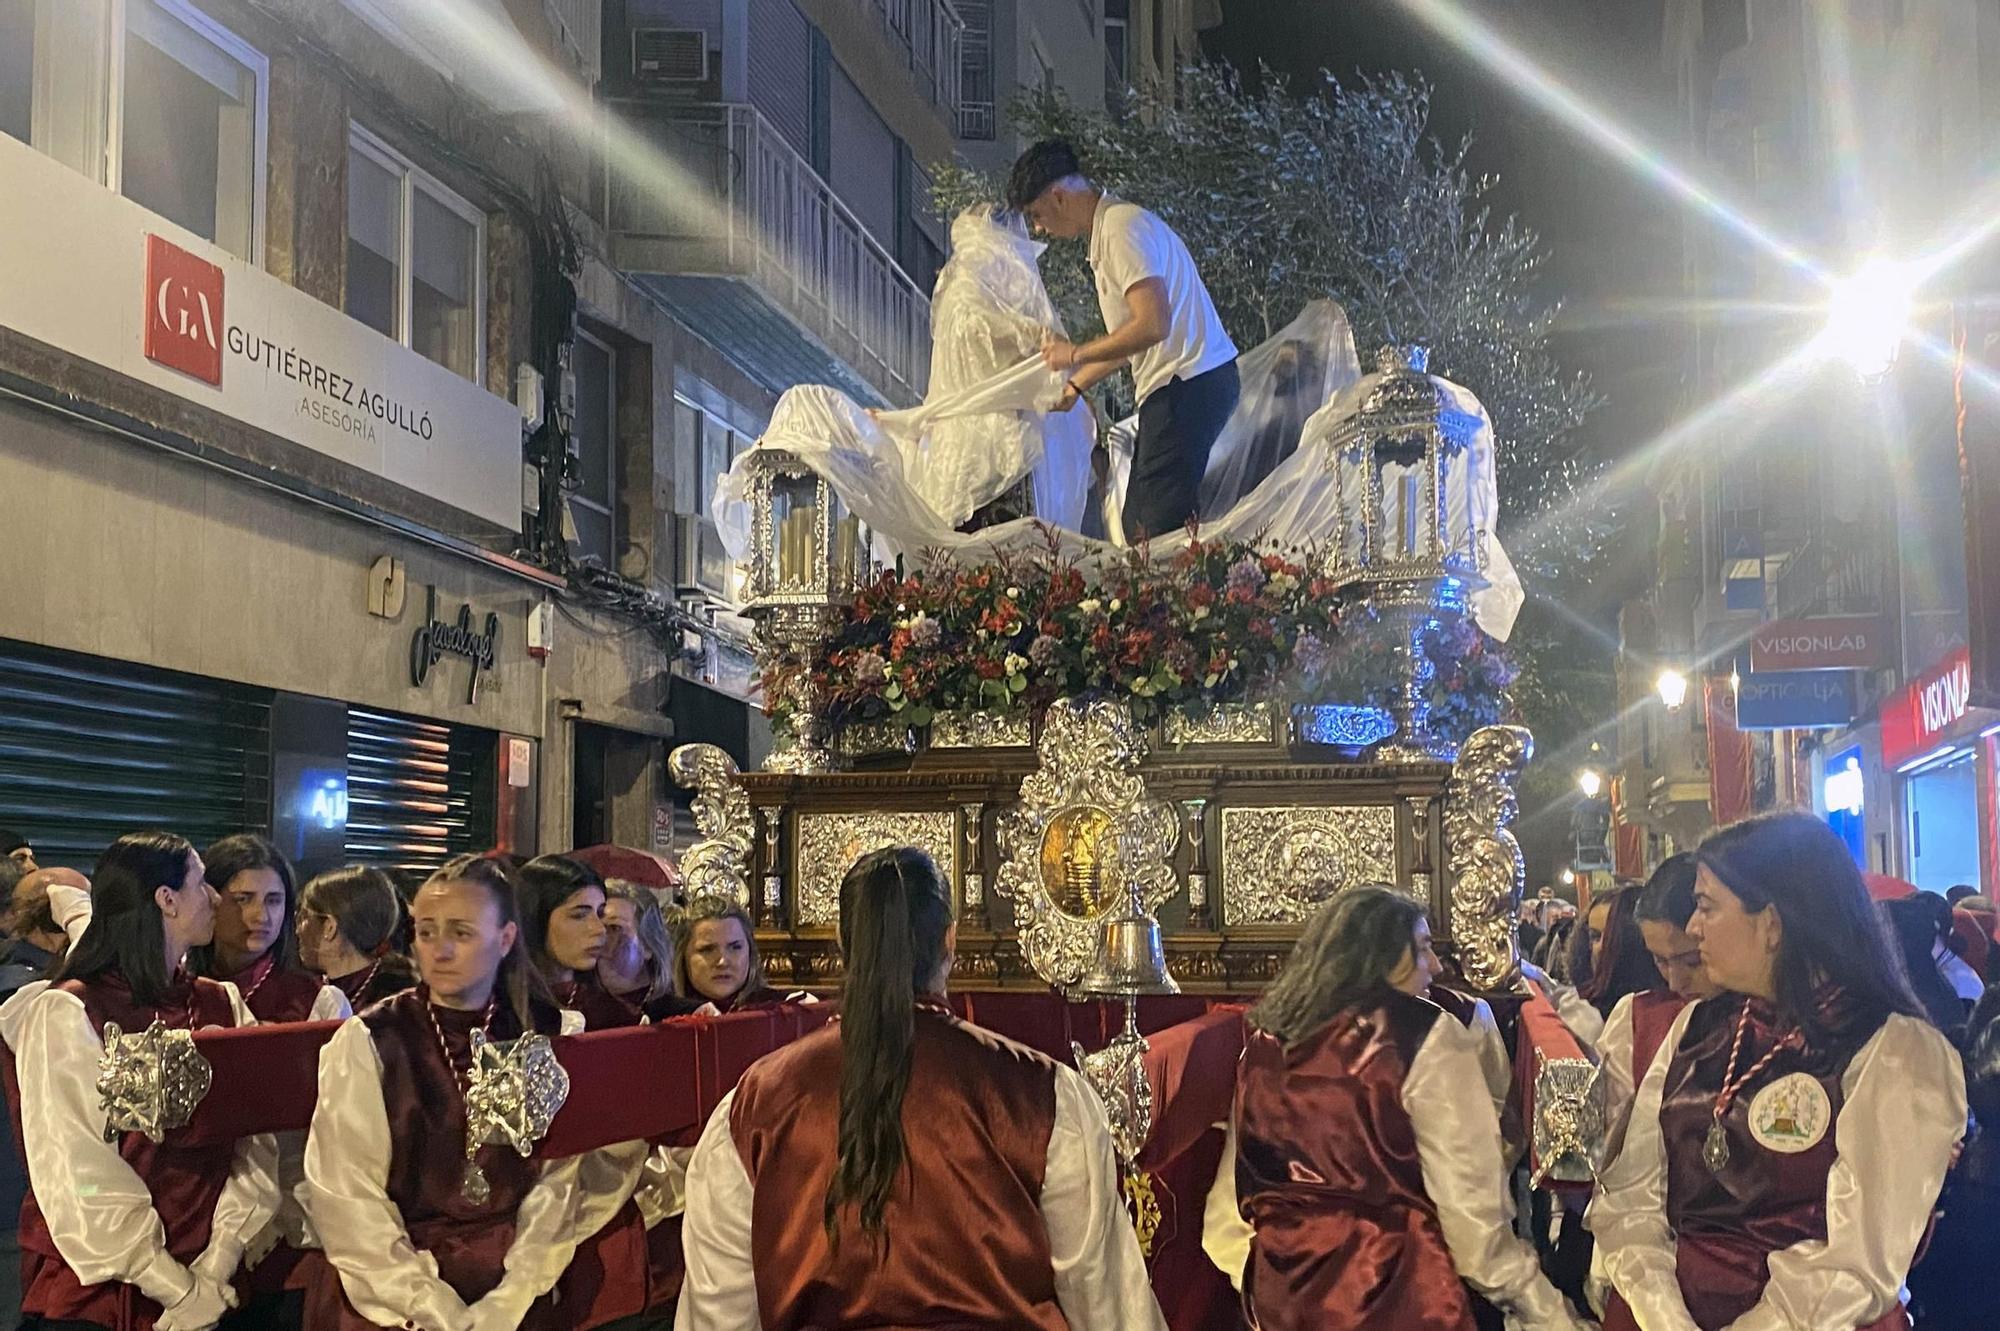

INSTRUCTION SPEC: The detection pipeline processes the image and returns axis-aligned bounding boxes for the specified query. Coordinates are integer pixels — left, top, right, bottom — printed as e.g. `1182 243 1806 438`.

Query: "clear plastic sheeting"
712 222 1522 642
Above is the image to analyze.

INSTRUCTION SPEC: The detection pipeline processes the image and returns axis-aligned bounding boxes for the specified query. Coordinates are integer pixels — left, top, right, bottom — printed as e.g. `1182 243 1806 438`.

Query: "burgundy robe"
223 952 329 1025
300 989 564 1331
15 974 242 1331
1234 990 1478 1331
1628 989 1688 1087
727 999 1067 1330
1603 997 1904 1331
325 956 417 1012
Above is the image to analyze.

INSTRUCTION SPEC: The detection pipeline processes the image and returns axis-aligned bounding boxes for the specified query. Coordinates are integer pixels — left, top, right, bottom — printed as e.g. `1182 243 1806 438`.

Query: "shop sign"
1734 670 1858 731
0 135 520 529
411 586 500 704
1882 647 1975 767
1750 616 1885 672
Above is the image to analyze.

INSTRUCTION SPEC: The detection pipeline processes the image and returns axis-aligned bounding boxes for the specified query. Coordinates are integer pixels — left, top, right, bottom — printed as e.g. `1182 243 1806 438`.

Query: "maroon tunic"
14 974 242 1331
1234 990 1477 1331
300 988 564 1331
728 999 1066 1331
1603 996 1903 1331
325 956 417 1012
222 952 330 1025
1628 989 1688 1088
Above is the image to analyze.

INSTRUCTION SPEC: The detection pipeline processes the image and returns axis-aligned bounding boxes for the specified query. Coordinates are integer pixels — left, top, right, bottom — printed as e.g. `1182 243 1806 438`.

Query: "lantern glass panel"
771 472 822 589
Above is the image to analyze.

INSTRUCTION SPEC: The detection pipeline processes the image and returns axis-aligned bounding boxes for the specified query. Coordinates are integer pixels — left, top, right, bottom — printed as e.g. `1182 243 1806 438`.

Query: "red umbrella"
1863 872 1918 902
569 844 682 891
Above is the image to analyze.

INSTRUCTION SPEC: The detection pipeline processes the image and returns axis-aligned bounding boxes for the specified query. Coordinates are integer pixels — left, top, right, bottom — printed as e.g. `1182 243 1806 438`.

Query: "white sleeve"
1596 994 1638 1167
1588 1003 1701 1331
302 1018 474 1331
13 989 198 1308
675 1090 763 1331
48 883 91 951
1101 208 1166 295
1468 998 1514 1119
1042 1063 1169 1331
1403 1016 1584 1331
196 987 281 1283
634 1144 693 1229
1724 1016 1967 1331
1544 979 1606 1052
309 985 353 1023
1200 1118 1252 1292
569 1140 648 1241
469 1155 586 1328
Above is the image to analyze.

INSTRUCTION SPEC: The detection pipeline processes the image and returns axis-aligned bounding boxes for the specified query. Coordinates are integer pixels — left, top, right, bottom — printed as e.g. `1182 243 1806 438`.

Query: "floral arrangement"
765 534 1514 751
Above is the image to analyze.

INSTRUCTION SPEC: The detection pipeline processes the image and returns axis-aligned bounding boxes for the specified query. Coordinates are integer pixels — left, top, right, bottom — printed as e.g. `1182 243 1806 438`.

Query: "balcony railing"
607 101 931 404
869 0 965 115
1773 533 1882 618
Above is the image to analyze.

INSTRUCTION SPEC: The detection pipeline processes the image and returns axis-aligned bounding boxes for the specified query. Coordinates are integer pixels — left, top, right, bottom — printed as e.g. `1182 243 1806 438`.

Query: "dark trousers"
1125 358 1240 542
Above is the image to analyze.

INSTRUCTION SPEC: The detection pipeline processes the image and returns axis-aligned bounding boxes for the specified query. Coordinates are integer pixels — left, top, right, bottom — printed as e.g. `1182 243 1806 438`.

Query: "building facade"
0 0 957 874
1618 0 2000 889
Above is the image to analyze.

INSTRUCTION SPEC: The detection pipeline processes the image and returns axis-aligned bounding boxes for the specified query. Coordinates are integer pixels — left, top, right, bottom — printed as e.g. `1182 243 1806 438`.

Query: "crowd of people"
0 809 1985 1331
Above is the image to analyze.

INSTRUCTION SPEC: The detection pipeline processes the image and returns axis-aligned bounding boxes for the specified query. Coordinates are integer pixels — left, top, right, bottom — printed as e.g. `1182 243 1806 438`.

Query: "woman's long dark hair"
603 881 674 1004
516 854 606 980
300 865 406 960
1881 893 1970 1037
1696 811 1923 1044
189 834 300 977
1250 886 1427 1050
54 831 199 1006
826 846 954 1238
1580 886 1665 1014
420 853 560 1034
1635 854 1698 929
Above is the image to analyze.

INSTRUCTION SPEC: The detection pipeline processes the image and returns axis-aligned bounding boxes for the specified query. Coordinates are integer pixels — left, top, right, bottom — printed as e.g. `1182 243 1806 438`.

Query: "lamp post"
1577 768 1604 800
1655 668 1689 712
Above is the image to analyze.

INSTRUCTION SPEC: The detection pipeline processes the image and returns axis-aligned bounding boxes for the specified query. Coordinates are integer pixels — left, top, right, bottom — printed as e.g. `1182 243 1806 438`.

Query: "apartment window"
346 125 484 380
1 0 265 261
569 329 617 567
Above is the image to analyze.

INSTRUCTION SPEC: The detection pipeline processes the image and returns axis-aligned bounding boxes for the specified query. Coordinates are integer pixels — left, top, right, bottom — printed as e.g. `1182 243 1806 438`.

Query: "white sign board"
0 134 522 530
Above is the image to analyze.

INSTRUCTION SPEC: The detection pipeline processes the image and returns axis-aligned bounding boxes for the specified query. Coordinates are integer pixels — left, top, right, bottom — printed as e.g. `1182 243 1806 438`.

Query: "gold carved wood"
1218 806 1398 925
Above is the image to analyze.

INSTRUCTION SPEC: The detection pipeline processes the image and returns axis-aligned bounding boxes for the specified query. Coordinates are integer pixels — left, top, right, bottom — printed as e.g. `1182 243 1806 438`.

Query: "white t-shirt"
1087 194 1237 404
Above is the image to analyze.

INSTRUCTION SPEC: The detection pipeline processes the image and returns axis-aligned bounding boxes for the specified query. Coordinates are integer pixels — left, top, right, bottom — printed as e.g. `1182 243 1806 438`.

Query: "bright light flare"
1655 668 1689 711
1813 257 1915 379
1577 768 1604 800
1560 868 1577 886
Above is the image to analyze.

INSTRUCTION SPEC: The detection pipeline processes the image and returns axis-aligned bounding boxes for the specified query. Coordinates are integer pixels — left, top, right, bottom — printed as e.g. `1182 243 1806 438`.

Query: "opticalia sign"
1749 616 1885 672
1734 670 1859 732
1882 647 1975 768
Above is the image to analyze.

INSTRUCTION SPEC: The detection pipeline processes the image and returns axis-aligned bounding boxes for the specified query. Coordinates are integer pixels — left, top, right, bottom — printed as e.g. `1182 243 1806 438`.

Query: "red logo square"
143 234 224 386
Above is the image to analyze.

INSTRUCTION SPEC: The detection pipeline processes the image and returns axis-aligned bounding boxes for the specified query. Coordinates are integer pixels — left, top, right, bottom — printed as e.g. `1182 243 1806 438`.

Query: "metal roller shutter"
344 708 494 879
0 638 272 868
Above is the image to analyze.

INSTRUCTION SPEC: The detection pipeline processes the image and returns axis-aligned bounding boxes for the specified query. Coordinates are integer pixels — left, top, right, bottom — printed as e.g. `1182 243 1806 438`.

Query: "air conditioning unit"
632 28 708 85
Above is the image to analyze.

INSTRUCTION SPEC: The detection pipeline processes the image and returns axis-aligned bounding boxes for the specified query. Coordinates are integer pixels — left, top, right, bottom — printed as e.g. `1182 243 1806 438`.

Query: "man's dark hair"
0 829 27 855
1006 138 1084 211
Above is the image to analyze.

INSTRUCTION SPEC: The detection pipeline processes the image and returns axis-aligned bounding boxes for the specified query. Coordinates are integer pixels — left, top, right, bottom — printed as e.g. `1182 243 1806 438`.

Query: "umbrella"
569 844 682 891
1863 872 1918 902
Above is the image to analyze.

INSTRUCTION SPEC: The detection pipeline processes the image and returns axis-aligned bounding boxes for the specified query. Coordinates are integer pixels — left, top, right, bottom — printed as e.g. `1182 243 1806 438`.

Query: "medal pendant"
1703 1120 1731 1174
461 1158 491 1205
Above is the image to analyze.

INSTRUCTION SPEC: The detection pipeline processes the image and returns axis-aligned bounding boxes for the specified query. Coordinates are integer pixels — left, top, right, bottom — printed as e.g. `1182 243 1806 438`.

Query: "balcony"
607 101 931 407
868 0 966 116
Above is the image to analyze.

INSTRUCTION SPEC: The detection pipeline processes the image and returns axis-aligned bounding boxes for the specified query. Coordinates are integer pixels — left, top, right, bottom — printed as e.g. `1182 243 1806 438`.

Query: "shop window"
570 328 618 567
345 124 485 380
1 0 265 261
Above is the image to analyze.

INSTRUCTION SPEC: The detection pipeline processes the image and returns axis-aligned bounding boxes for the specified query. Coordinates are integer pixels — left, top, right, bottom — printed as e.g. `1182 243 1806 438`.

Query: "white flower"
1109 598 1123 612
1005 653 1029 676
1079 598 1103 614
1005 585 1023 599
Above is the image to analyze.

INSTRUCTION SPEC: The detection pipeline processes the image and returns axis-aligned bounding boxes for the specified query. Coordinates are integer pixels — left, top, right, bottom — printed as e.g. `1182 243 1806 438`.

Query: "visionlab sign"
1749 616 1885 673
1882 647 1976 767
1734 670 1859 731
0 133 520 530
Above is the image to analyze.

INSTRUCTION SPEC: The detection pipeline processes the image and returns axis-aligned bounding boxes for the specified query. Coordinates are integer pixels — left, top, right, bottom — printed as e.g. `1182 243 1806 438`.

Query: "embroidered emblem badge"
1747 1071 1831 1154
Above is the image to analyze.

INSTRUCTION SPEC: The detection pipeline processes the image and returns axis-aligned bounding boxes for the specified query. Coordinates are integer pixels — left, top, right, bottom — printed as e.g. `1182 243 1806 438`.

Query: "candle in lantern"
834 515 860 585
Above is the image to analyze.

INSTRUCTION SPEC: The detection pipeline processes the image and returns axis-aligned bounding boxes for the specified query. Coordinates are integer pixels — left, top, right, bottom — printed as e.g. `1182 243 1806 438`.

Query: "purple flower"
853 651 888 684
1225 556 1266 596
1293 631 1333 678
1029 633 1062 669
909 614 942 649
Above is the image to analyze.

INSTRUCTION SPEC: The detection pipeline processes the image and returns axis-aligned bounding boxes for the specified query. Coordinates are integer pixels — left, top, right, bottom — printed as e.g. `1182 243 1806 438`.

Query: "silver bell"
1077 908 1180 997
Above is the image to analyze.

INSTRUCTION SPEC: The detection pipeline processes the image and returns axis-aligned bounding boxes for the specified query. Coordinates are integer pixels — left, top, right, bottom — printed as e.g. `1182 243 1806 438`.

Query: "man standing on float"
1008 138 1240 542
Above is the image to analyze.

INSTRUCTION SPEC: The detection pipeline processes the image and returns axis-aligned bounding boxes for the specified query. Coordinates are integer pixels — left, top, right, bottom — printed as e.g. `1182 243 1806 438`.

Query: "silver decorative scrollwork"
793 811 957 926
1218 806 1397 924
931 709 1033 749
1291 703 1398 748
995 698 1179 994
464 1030 571 1156
1530 1050 1604 1188
96 1019 212 1144
1165 702 1278 747
1073 1008 1154 1166
669 743 755 905
1444 724 1534 990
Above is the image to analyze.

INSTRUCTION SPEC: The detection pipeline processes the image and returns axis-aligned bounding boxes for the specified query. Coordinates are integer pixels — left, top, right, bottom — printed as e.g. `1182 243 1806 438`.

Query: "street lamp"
1655 668 1689 711
1560 868 1576 887
1577 768 1604 800
1815 256 1914 380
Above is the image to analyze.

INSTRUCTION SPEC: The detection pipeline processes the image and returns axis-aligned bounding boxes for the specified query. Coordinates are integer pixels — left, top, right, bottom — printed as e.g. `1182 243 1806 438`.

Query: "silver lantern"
738 447 869 774
1327 346 1492 764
